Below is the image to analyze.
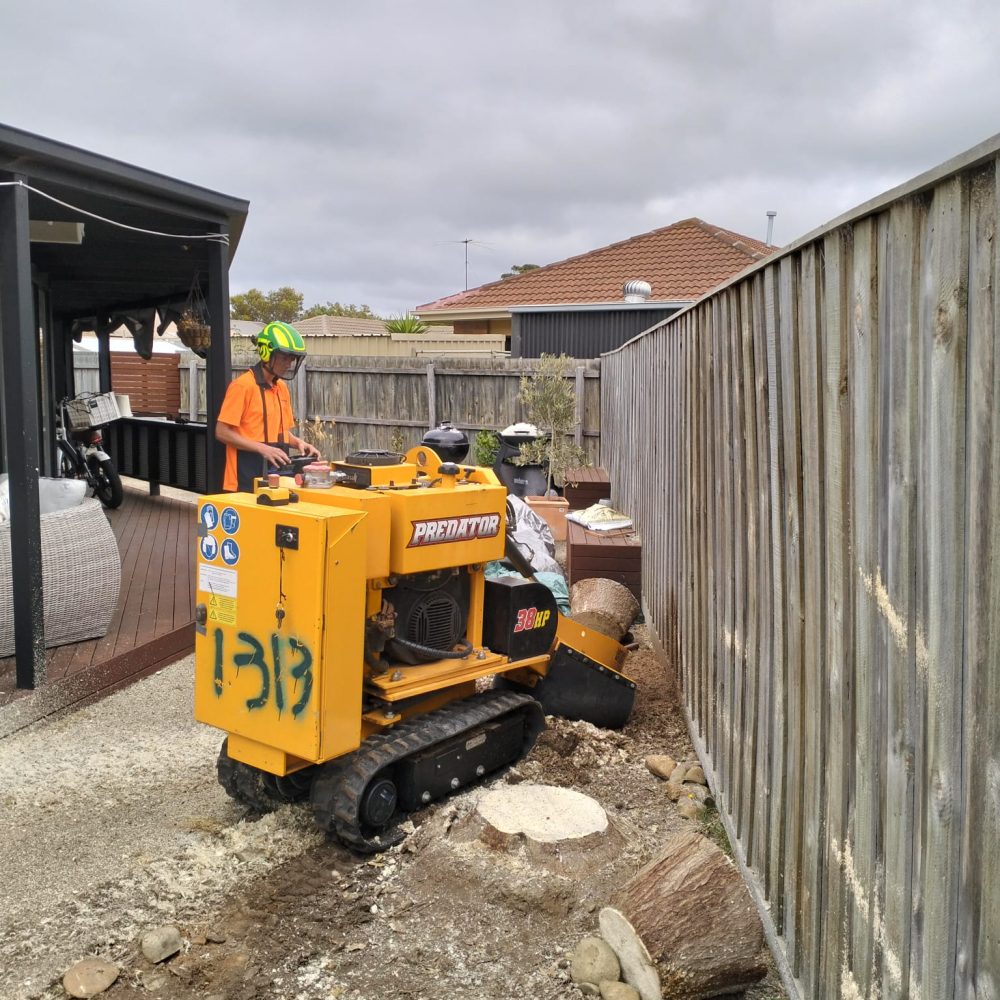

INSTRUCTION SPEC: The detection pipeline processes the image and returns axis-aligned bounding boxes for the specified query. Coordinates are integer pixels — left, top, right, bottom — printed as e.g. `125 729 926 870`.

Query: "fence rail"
602 134 1000 999
74 353 603 469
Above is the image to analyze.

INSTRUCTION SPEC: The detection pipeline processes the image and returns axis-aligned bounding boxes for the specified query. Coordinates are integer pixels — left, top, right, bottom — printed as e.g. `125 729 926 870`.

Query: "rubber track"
217 738 312 812
310 690 544 854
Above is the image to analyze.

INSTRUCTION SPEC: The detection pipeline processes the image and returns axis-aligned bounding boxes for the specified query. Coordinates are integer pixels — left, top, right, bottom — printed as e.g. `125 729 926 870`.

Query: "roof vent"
623 279 652 303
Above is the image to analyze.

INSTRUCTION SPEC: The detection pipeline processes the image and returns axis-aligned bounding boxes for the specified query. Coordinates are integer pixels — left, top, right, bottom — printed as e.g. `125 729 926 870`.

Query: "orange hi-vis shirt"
218 364 296 491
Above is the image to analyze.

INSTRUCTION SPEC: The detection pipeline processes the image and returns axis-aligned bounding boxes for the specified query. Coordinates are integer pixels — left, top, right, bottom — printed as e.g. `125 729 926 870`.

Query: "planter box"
563 466 611 511
566 520 642 602
524 495 570 542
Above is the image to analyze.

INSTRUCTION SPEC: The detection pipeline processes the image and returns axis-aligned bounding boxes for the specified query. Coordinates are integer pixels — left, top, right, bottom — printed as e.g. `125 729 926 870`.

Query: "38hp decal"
408 513 501 547
513 607 551 632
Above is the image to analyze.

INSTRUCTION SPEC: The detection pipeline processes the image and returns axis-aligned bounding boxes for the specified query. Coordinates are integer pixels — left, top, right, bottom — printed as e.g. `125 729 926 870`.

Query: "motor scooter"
56 395 124 509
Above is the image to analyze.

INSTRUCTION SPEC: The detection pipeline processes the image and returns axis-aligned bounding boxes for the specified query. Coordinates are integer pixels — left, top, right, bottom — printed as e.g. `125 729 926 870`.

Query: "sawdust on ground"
1 630 788 1000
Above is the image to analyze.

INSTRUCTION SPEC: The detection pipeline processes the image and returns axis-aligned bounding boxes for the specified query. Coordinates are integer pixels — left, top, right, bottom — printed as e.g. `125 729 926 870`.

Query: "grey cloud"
3 0 1000 313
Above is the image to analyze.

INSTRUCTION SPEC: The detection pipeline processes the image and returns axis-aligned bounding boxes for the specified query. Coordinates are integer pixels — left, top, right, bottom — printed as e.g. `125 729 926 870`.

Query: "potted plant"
513 353 586 541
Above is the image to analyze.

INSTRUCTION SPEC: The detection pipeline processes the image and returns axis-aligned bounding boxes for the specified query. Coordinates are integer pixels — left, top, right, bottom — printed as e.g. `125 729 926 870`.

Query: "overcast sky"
2 1 999 316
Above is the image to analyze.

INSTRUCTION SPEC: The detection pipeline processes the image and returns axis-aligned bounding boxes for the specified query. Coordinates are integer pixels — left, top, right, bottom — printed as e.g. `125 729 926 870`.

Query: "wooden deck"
0 487 196 736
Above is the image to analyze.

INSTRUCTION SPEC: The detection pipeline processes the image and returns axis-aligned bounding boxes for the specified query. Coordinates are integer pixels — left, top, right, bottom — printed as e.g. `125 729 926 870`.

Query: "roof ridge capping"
693 218 772 259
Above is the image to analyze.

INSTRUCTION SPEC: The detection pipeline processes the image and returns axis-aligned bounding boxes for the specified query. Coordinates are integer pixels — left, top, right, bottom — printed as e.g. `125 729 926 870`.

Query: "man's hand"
296 439 321 459
259 442 292 468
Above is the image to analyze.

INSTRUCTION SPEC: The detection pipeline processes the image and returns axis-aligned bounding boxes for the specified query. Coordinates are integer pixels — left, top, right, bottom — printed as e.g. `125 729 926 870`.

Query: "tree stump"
570 578 640 641
598 831 766 999
449 783 623 874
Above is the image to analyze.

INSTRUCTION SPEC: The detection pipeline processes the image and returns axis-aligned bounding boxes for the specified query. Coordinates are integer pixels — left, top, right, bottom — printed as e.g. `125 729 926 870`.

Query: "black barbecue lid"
421 422 469 462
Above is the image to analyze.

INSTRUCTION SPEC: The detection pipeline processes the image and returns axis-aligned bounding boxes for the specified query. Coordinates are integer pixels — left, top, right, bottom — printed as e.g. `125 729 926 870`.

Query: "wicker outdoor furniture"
0 497 121 657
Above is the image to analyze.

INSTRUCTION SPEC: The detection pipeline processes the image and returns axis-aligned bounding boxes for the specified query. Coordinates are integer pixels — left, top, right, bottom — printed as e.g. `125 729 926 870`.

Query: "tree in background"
230 287 379 323
500 263 540 280
230 286 303 323
514 353 586 494
302 301 377 319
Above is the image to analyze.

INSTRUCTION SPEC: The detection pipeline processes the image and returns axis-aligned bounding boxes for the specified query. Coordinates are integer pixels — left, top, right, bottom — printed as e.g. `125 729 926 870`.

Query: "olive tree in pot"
513 353 587 541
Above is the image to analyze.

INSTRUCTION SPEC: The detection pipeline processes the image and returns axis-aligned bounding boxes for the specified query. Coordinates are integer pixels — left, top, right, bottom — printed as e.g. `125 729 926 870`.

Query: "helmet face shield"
269 350 304 379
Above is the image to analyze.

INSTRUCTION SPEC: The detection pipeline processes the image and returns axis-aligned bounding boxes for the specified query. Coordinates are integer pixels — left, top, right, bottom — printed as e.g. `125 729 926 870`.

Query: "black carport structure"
0 123 248 690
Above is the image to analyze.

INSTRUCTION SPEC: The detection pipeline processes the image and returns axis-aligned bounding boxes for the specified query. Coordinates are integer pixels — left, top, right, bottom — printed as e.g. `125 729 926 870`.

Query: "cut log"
598 831 766 1000
570 578 640 641
449 783 623 874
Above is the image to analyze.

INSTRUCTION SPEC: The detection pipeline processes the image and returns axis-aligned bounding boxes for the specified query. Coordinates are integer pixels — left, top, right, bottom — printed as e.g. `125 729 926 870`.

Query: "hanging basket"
177 310 211 356
178 275 211 357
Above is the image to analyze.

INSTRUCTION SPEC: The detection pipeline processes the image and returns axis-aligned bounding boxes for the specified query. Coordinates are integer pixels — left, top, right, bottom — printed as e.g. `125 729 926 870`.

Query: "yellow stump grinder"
194 446 635 852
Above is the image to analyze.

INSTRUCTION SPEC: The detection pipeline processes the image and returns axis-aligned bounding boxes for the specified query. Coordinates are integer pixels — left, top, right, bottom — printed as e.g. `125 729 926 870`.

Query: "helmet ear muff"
256 336 273 363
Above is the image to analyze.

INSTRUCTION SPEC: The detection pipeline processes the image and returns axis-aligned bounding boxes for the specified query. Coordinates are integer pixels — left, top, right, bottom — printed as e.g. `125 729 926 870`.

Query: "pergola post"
0 175 45 687
205 227 232 493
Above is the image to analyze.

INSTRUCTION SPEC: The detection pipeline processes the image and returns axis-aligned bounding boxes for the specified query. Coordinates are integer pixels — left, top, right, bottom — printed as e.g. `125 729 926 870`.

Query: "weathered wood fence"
602 135 1000 999
182 355 603 462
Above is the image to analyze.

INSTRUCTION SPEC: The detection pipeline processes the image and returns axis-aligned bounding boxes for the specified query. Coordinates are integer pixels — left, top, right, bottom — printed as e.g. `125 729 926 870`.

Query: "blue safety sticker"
200 503 219 531
199 534 219 562
221 507 240 535
220 537 240 566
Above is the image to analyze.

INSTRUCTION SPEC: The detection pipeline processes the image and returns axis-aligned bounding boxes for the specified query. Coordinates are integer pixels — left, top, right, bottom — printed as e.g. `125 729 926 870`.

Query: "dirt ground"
12 626 787 1000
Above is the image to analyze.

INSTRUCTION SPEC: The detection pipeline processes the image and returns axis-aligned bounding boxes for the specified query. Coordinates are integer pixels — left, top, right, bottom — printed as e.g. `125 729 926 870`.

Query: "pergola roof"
0 123 249 320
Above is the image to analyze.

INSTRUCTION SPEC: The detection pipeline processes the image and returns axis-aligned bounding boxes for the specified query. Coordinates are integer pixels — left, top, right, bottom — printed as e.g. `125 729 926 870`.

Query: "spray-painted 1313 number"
210 627 313 717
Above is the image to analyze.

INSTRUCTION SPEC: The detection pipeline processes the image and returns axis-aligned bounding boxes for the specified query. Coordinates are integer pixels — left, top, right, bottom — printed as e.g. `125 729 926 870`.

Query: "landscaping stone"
677 797 707 820
600 980 641 1000
62 958 119 998
140 925 183 963
571 935 621 989
644 755 677 780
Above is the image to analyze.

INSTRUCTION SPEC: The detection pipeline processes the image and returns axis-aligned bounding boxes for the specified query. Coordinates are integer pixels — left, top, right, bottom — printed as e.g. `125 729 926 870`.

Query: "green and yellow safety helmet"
256 321 306 379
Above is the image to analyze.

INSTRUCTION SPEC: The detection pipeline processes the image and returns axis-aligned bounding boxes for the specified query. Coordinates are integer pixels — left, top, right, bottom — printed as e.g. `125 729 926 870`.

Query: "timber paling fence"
181 354 602 463
602 135 1000 999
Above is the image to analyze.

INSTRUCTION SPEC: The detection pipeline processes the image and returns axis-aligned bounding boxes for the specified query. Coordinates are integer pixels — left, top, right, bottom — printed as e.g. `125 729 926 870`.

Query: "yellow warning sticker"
207 594 237 626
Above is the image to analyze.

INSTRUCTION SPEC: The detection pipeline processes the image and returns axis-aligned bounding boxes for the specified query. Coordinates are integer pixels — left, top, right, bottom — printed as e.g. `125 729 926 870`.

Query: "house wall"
511 306 679 358
600 136 1000 999
448 318 512 339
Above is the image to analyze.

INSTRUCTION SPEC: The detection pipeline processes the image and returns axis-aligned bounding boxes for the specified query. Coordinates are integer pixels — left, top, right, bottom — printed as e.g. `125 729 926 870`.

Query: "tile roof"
295 315 391 337
416 218 775 313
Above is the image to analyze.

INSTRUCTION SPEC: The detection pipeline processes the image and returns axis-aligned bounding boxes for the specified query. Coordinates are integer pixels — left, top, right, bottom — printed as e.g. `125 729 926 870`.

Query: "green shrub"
384 313 429 334
473 429 500 468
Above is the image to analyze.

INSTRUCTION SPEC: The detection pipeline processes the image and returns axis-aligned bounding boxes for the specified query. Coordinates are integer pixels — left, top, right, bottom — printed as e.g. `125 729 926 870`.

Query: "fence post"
426 362 437 430
188 359 199 421
295 357 309 424
575 365 586 448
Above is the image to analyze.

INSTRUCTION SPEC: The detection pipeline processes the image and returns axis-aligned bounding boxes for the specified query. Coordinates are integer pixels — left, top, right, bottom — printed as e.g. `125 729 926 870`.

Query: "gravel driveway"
0 655 321 1000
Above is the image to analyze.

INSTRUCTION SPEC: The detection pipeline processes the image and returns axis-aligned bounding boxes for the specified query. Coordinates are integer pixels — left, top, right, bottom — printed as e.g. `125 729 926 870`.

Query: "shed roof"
416 217 774 315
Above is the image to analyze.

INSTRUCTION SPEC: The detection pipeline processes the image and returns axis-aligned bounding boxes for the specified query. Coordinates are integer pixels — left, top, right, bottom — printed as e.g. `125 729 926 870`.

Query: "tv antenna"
437 238 493 289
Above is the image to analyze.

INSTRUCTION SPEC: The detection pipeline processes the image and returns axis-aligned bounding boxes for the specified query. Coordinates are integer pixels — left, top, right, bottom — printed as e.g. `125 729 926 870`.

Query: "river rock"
62 958 119 998
571 935 621 988
664 781 685 802
668 763 688 784
677 797 707 820
685 765 707 785
601 981 641 1000
141 925 183 963
644 755 677 780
